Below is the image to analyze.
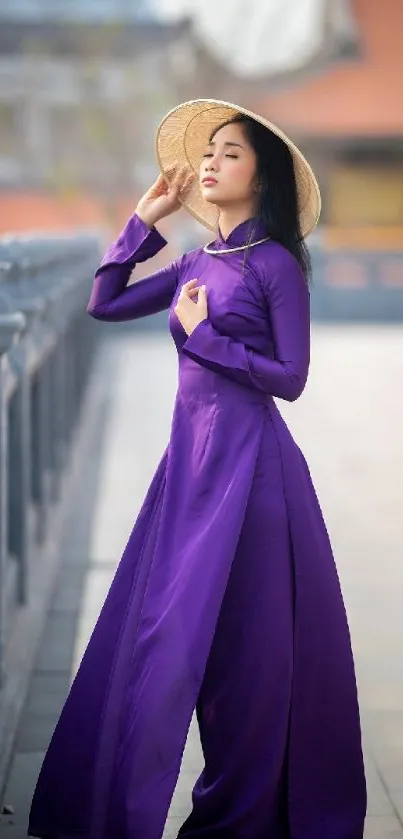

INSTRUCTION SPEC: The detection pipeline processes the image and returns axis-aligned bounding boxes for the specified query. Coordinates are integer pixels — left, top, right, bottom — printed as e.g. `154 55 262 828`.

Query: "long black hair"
209 114 312 282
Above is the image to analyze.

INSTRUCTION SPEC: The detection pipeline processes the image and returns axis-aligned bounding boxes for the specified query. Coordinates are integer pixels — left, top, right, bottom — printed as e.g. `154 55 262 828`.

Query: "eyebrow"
207 140 245 149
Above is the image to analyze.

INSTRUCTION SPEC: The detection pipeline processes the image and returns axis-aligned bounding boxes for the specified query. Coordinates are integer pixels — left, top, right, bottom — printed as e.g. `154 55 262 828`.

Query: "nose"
205 155 218 172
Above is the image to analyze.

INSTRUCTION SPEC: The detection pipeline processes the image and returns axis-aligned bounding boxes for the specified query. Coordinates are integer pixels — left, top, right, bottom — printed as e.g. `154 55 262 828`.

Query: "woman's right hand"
135 165 196 229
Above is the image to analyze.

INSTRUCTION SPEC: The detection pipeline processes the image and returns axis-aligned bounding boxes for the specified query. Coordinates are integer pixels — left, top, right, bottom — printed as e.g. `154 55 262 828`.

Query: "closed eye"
202 153 238 159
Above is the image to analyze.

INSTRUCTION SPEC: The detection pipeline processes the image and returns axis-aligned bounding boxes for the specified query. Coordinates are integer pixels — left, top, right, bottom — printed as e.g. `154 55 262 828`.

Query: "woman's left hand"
174 279 208 336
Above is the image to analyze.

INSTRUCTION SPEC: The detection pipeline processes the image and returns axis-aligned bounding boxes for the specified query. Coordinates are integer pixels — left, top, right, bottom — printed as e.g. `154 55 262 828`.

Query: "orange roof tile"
255 0 403 137
0 192 141 236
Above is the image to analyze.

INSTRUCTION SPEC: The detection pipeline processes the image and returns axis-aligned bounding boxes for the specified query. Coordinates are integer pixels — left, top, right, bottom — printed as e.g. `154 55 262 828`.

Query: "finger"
169 165 183 181
164 164 177 178
197 285 207 304
174 165 192 188
150 172 168 193
171 167 193 200
177 163 190 177
170 172 186 196
180 173 196 195
162 165 178 186
179 278 199 298
181 280 198 296
188 284 202 299
181 168 195 184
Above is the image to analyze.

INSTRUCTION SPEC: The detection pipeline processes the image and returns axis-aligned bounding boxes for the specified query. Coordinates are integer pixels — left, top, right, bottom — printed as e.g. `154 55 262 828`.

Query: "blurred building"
251 0 403 253
1 0 402 319
0 0 153 22
0 1 193 202
252 0 403 318
156 0 359 84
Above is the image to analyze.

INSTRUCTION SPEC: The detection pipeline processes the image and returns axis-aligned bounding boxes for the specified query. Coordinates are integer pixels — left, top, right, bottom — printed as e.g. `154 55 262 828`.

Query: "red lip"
202 177 218 184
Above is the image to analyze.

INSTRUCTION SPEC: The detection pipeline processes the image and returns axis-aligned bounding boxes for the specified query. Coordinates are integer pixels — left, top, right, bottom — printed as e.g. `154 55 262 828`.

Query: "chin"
201 190 223 206
201 184 220 196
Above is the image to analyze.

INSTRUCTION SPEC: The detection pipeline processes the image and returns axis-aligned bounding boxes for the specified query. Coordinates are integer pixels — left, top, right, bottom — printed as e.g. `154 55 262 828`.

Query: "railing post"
8 342 31 605
0 312 26 688
35 356 52 544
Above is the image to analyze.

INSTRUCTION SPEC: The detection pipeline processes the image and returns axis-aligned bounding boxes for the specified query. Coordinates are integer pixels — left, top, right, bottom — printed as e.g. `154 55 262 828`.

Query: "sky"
152 0 189 19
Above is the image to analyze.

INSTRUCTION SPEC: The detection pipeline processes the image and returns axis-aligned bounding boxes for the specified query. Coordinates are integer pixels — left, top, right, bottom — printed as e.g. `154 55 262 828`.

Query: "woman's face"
199 122 259 210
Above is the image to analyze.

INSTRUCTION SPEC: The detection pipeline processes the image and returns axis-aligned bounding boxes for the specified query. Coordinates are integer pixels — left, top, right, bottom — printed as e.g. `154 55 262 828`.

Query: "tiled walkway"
1 325 403 838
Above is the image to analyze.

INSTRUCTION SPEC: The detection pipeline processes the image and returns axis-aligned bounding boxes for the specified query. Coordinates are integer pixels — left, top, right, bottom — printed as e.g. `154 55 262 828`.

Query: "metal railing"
0 230 101 688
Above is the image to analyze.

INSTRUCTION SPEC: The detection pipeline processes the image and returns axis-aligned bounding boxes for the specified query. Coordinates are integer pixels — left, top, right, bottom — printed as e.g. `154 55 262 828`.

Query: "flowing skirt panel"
179 432 294 839
28 363 366 839
269 403 367 839
28 449 169 837
28 381 269 839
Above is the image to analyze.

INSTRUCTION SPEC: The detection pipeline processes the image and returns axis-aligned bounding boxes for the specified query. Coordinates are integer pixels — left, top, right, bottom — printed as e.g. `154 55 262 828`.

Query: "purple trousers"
180 432 293 837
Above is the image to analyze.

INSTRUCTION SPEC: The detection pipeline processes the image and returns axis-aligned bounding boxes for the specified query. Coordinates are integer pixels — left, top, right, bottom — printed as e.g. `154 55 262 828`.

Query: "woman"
28 100 367 839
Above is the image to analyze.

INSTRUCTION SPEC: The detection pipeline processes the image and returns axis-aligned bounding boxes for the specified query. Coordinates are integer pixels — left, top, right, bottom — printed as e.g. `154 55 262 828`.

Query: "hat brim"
155 99 321 239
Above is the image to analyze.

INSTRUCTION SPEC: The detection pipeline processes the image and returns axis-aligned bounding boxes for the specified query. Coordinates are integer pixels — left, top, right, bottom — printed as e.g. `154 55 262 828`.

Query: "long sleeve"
87 212 179 322
182 252 310 402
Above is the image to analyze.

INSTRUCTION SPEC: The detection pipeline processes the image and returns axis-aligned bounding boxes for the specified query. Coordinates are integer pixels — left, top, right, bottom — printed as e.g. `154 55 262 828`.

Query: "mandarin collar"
213 216 268 249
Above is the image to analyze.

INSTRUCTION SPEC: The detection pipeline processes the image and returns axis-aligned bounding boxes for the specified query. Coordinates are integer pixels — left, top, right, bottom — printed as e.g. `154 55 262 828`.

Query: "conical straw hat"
156 99 321 238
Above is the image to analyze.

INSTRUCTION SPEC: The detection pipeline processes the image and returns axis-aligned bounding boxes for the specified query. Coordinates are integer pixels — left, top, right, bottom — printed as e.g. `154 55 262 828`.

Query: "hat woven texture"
156 99 321 238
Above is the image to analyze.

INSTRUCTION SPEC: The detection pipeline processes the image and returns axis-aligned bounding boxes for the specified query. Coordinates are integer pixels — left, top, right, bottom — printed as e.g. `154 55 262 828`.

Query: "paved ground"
1 324 403 838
